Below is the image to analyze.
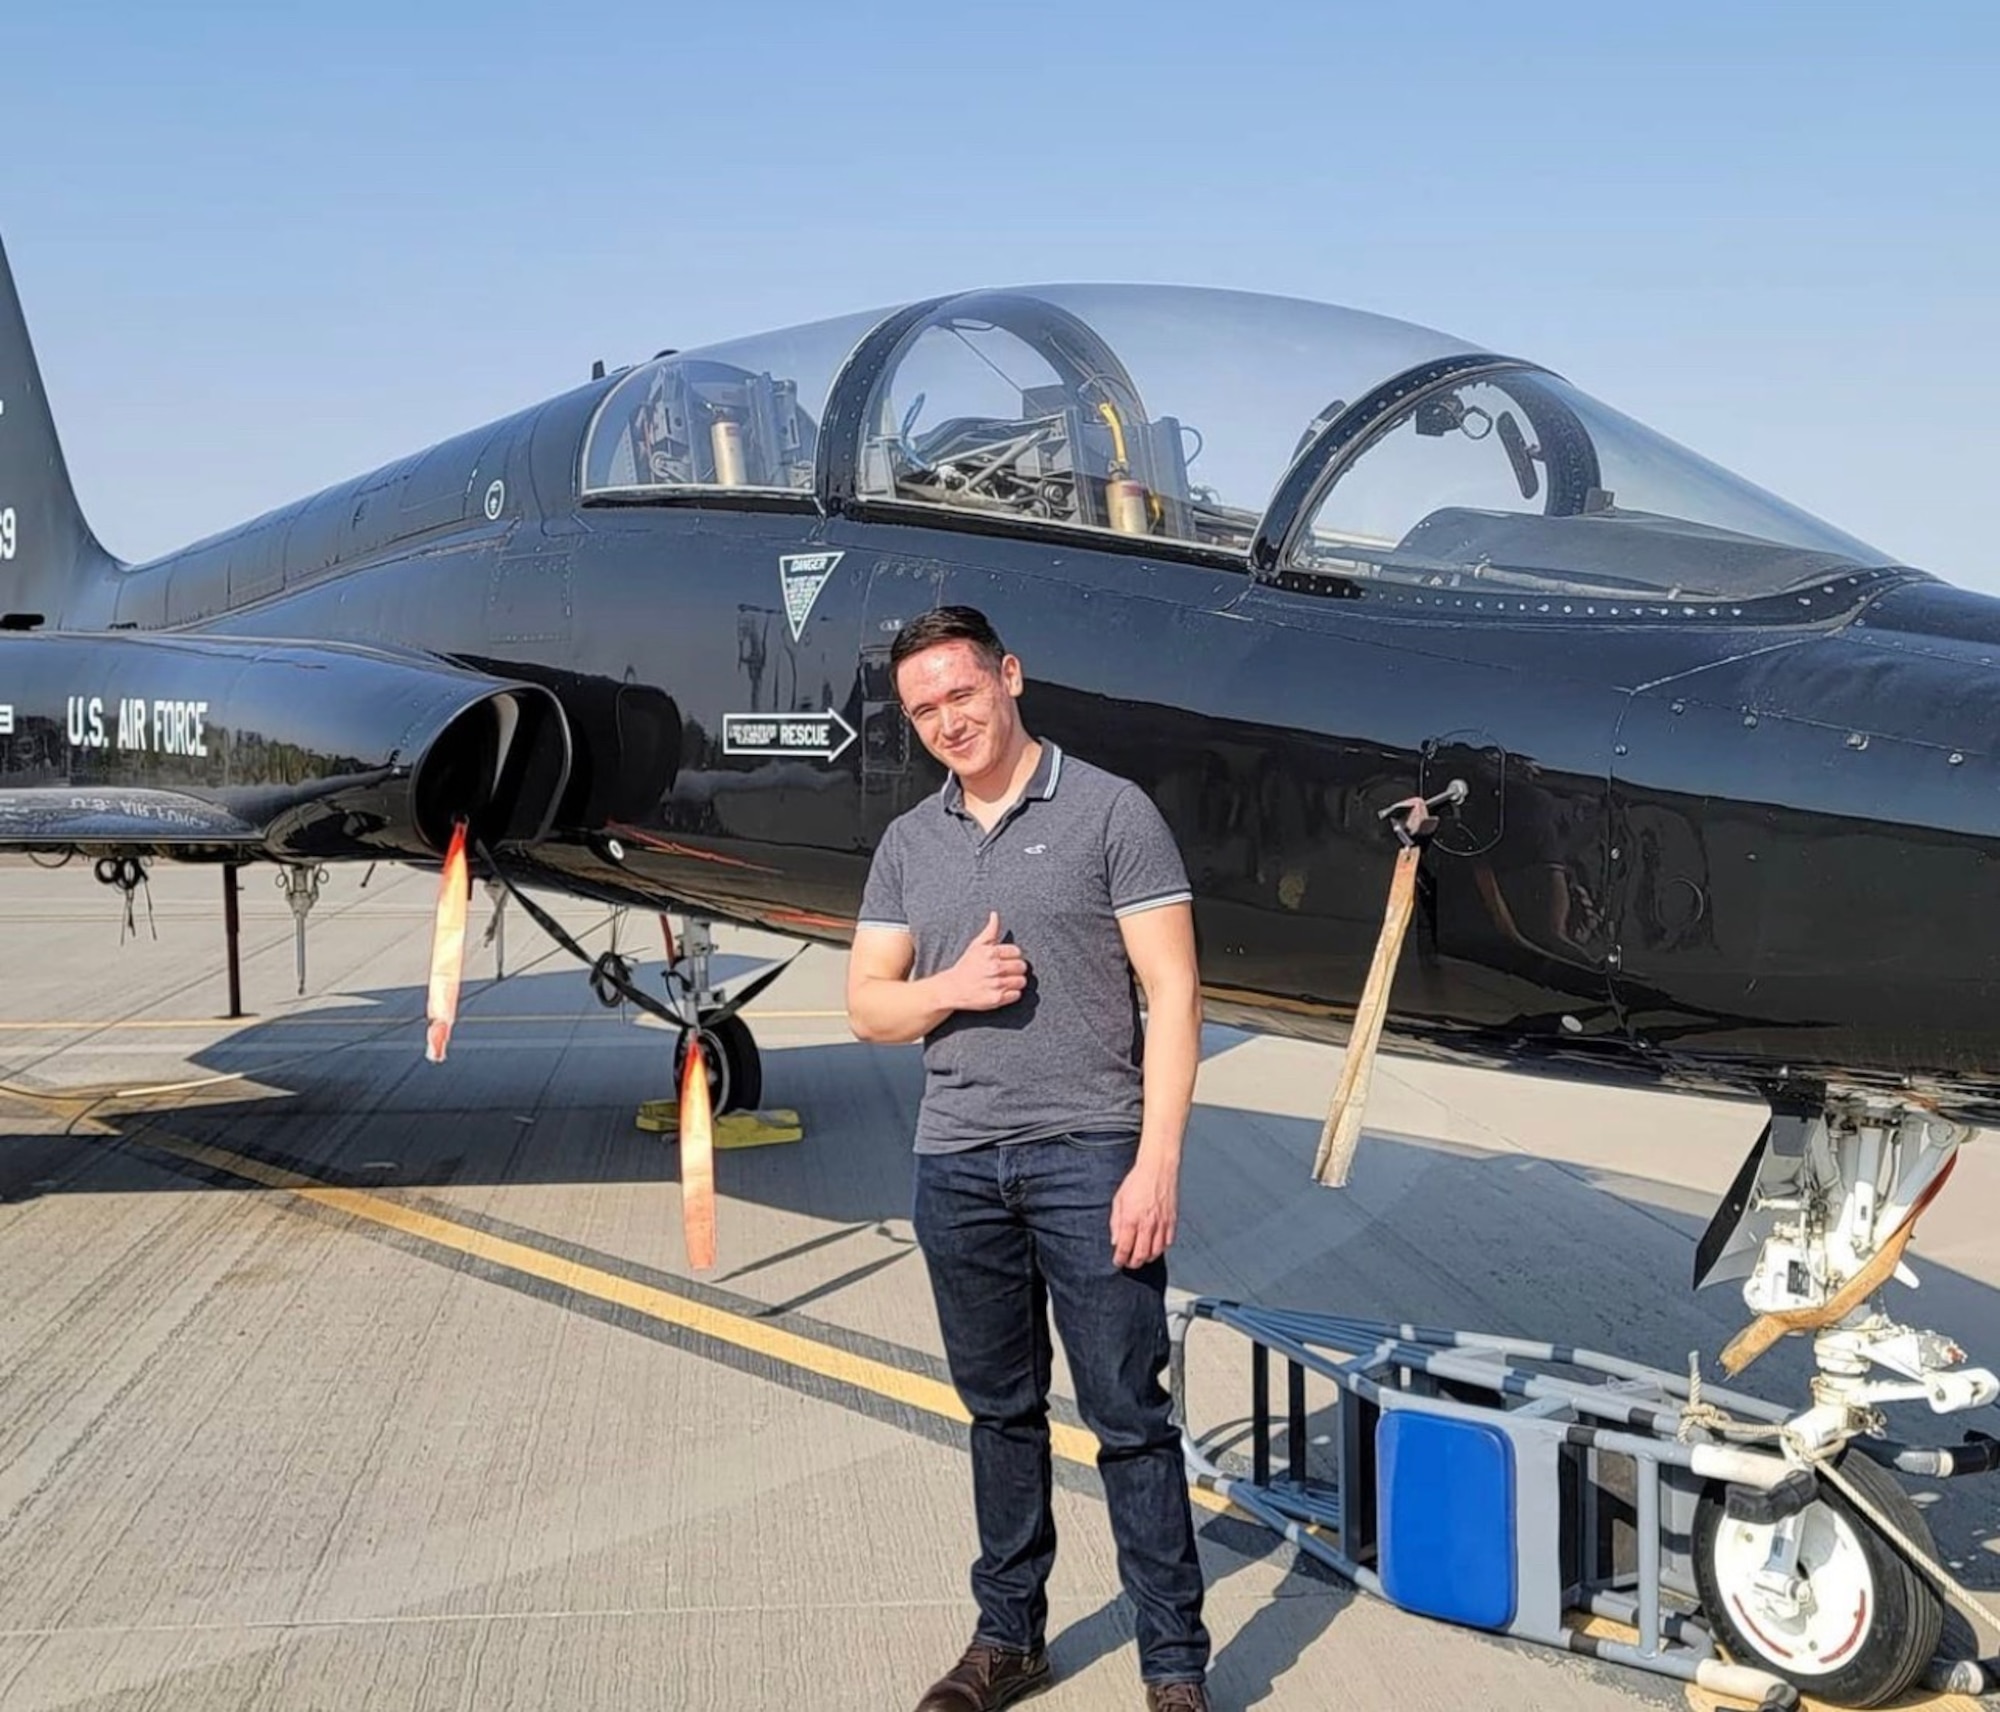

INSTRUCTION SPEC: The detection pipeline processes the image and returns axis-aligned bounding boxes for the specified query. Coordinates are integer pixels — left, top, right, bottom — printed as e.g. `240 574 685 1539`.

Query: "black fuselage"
9 360 1994 1123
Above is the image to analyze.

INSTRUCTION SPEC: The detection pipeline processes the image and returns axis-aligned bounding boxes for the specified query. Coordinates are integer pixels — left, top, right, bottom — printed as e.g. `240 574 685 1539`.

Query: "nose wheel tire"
1693 1451 1942 1707
673 1016 763 1117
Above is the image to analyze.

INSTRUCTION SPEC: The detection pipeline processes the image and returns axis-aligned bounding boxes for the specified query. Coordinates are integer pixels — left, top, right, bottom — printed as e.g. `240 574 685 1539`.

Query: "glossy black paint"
8 246 2000 1120
0 631 569 860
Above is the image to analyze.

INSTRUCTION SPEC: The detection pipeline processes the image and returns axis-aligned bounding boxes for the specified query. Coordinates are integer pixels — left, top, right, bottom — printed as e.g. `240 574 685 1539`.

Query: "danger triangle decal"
779 551 844 641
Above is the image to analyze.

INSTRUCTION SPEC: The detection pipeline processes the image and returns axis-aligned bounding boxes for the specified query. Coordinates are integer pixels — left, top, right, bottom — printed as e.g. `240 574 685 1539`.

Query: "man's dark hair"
889 605 1007 674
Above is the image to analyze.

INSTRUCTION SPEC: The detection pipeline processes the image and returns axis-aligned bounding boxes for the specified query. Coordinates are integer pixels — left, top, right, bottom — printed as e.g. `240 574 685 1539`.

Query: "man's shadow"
1049 1503 1355 1705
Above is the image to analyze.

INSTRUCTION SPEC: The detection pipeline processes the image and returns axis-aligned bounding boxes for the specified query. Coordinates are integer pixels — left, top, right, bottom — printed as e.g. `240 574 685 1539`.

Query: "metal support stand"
1170 1296 1844 1709
222 863 244 1018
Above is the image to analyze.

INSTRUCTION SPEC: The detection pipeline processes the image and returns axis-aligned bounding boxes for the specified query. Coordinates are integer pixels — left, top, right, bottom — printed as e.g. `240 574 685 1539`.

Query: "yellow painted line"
0 1018 416 1032
139 1132 1234 1508
34 1118 1988 1708
732 1009 850 1021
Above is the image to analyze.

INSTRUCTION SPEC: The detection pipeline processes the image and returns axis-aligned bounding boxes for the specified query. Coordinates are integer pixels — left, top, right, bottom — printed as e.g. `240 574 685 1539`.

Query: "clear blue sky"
3 1 1995 585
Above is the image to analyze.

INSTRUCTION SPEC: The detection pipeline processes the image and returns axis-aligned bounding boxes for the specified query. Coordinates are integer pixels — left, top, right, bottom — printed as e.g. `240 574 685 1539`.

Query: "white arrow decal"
721 708 858 764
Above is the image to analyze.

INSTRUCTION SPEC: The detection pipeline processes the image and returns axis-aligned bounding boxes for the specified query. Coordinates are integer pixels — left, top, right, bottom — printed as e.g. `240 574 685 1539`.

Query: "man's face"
895 639 1024 783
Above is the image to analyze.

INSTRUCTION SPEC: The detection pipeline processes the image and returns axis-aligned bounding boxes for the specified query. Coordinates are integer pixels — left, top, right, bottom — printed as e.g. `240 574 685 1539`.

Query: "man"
846 606 1210 1712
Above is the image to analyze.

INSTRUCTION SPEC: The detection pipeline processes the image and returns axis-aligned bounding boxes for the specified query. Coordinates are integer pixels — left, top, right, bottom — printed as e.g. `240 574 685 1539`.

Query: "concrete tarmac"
0 860 1993 1711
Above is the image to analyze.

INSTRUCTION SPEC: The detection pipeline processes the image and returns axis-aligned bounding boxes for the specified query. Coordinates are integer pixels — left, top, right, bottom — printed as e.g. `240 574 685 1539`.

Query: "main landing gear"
478 872 797 1131
1173 1089 1997 1709
659 915 764 1116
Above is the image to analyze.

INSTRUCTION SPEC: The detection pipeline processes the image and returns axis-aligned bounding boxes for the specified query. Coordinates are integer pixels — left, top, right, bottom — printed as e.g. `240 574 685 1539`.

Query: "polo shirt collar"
940 741 1063 820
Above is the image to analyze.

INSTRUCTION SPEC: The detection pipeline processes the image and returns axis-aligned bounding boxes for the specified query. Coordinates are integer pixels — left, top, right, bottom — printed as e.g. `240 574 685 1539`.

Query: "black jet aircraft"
1 236 1994 1703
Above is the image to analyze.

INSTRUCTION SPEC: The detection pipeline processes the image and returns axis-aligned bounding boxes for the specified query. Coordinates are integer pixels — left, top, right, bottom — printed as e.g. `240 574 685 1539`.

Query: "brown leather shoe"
1144 1681 1210 1712
913 1641 1051 1711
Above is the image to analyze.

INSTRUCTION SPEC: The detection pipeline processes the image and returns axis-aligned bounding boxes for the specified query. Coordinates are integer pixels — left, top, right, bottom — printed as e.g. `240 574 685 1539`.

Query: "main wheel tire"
1693 1451 1942 1707
673 1016 762 1117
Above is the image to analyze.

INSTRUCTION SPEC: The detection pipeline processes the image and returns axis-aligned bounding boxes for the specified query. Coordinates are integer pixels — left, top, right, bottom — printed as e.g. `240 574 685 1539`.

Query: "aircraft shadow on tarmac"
1 962 1993 1660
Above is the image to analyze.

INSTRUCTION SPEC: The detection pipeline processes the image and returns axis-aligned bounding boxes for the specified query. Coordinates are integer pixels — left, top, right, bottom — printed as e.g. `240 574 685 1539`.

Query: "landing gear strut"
1697 1093 1998 1427
661 914 767 1116
1690 1090 1999 1703
479 874 792 1119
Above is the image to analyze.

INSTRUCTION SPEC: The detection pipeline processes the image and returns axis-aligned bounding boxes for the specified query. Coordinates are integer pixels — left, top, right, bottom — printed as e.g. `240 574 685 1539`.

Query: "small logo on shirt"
1024 843 1048 855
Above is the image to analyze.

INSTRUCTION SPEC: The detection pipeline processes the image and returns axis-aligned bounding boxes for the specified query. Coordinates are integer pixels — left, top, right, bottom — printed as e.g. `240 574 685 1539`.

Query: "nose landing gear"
1689 1090 2000 1704
1697 1093 1997 1433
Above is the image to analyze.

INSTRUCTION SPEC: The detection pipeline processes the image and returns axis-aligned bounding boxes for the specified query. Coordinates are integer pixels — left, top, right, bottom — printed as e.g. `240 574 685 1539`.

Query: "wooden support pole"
1311 841 1422 1187
1310 782 1459 1188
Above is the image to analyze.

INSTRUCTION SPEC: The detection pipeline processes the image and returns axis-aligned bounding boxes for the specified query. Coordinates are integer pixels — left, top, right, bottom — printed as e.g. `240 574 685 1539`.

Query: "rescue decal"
779 550 843 642
722 708 857 764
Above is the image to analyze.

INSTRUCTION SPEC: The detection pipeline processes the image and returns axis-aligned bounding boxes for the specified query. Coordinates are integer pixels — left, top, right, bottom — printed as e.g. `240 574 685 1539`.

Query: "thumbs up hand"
944 911 1029 1011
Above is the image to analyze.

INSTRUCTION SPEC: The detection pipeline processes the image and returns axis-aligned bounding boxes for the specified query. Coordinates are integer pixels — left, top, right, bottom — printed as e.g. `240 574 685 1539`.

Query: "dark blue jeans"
913 1131 1209 1684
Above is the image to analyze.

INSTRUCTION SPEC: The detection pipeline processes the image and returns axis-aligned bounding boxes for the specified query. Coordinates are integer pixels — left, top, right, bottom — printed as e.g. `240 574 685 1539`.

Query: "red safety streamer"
426 819 470 1063
680 1033 717 1271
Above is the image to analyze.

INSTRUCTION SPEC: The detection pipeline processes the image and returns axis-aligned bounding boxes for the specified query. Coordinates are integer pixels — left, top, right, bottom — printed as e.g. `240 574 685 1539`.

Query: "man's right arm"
846 927 951 1043
846 914 1027 1043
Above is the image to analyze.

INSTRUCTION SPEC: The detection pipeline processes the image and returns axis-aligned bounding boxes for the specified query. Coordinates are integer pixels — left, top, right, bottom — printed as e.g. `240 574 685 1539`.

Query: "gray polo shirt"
857 742 1193 1154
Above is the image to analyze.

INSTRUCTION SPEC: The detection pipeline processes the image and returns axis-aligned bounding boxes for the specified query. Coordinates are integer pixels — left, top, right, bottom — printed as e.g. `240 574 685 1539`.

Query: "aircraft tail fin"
0 235 116 624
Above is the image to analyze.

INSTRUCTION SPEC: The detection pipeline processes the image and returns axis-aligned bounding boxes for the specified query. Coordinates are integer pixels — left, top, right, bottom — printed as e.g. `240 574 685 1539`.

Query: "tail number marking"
0 507 15 560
